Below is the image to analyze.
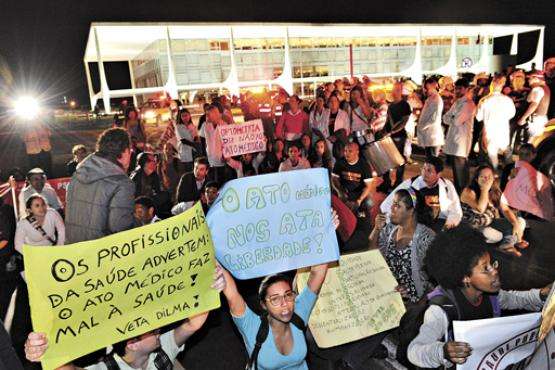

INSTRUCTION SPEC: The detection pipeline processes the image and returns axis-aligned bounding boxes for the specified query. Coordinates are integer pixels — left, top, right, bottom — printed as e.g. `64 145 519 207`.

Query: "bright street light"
14 96 40 120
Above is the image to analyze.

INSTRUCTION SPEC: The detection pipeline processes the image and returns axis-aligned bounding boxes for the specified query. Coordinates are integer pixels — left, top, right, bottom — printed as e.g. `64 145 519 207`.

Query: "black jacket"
176 172 205 203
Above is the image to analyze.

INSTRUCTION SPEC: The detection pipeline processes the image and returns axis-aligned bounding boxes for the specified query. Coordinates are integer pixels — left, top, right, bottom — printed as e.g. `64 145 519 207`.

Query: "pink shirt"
276 110 309 140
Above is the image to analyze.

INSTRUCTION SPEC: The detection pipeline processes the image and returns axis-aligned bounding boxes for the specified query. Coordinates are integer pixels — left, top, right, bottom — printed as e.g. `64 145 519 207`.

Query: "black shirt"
67 160 78 176
453 289 494 321
386 100 411 139
333 158 372 201
0 204 15 258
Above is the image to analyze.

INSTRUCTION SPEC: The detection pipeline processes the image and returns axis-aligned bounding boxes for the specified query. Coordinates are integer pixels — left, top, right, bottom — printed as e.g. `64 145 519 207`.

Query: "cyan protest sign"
207 168 340 279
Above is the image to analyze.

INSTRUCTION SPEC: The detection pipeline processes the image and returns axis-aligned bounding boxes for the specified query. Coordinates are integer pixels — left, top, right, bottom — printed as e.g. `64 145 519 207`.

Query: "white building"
83 23 544 112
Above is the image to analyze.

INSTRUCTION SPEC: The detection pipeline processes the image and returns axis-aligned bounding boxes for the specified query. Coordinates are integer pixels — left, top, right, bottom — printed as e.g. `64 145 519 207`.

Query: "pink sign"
502 161 553 220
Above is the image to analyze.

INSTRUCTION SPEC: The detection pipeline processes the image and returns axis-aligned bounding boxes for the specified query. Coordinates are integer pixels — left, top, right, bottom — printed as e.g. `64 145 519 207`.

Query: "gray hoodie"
65 154 135 244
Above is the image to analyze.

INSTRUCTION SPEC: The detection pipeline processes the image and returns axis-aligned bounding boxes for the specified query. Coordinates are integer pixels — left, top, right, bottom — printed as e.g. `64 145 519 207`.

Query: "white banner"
453 313 541 370
522 329 555 369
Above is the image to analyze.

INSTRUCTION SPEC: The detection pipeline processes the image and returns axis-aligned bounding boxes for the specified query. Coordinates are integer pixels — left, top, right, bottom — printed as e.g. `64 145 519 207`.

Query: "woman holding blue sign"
221 263 328 370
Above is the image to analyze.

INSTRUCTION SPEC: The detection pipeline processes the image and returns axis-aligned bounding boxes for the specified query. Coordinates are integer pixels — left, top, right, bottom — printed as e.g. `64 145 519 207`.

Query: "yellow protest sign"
24 202 220 370
296 250 405 348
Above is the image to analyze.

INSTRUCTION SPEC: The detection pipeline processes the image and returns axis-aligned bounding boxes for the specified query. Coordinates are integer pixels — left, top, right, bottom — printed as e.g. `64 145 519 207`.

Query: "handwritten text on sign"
296 250 406 348
23 202 220 370
454 313 541 370
219 119 266 158
207 168 340 279
502 160 553 220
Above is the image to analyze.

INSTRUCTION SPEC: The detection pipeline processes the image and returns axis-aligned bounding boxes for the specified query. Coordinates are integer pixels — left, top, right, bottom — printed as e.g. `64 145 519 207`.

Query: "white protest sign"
523 328 555 369
218 119 266 158
453 313 541 370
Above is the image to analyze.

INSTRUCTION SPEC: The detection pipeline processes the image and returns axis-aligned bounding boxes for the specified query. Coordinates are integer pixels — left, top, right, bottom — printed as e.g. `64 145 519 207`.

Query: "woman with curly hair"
460 165 527 257
407 225 551 368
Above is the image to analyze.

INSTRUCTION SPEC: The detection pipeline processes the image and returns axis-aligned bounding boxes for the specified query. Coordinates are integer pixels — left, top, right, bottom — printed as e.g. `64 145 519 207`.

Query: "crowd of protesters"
0 58 554 370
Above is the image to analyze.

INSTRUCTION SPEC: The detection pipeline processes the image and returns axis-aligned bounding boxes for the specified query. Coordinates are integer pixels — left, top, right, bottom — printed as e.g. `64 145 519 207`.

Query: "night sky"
0 0 554 107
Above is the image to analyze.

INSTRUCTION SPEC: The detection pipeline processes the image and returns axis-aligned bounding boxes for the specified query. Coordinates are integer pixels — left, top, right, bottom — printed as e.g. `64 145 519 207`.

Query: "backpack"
246 313 306 370
396 288 501 370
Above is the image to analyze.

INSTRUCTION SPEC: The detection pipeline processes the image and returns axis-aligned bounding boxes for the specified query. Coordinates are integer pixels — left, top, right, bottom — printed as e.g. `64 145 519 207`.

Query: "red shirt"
275 110 309 140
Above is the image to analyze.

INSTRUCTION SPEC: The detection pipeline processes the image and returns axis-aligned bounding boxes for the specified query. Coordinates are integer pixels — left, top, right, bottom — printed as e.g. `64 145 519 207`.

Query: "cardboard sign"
502 161 553 220
218 119 266 158
296 251 405 348
24 202 220 370
207 168 340 279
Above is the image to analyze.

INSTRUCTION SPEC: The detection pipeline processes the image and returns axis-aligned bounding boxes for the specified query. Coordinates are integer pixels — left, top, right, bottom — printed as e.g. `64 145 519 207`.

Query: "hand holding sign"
24 202 221 370
296 250 405 348
25 266 226 367
206 168 340 279
218 119 267 158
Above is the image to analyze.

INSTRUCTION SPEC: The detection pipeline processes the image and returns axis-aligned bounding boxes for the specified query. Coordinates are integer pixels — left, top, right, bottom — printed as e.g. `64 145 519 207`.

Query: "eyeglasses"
479 260 499 274
266 291 297 307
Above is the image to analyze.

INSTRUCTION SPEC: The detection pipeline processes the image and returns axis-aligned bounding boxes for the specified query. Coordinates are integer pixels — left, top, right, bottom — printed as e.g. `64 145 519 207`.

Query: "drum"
353 129 375 146
362 136 405 175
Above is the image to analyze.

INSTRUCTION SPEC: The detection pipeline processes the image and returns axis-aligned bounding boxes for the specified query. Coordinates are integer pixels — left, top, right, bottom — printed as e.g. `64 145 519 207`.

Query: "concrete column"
128 60 139 107
406 29 423 84
164 27 178 99
93 27 111 113
223 26 240 97
83 60 97 111
447 28 458 77
510 33 518 55
276 26 294 95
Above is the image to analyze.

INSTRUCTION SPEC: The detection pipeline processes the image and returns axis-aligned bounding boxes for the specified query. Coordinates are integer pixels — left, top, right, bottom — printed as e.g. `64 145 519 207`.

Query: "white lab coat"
476 92 516 149
443 97 476 157
380 176 463 226
417 93 444 147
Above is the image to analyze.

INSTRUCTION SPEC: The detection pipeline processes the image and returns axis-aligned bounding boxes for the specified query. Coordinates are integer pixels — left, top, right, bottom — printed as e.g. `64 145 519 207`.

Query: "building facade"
83 23 544 112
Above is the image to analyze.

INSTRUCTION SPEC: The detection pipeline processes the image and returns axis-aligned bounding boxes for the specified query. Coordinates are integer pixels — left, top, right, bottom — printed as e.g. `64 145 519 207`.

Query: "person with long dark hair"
174 108 199 175
258 139 286 174
369 188 435 303
308 139 333 172
220 213 338 370
460 165 527 257
12 194 64 365
221 264 328 370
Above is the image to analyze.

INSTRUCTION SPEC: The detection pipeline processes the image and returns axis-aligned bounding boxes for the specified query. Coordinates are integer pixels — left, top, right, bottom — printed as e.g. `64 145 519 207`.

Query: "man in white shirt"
199 104 227 183
443 78 476 193
517 72 551 142
417 78 444 159
18 168 63 219
476 75 516 170
381 157 462 232
278 143 311 172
